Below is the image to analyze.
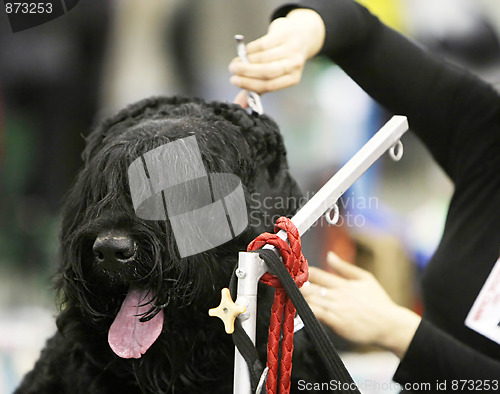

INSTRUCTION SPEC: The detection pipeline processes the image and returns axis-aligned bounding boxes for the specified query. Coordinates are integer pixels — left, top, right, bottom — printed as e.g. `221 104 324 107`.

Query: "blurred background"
1 0 500 392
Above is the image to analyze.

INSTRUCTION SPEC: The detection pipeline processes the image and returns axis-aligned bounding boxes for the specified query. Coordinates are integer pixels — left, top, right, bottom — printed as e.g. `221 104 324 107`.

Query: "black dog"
16 96 331 393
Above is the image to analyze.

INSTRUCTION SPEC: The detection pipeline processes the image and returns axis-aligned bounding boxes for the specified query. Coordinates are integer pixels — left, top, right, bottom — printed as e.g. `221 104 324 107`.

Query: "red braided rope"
247 217 309 394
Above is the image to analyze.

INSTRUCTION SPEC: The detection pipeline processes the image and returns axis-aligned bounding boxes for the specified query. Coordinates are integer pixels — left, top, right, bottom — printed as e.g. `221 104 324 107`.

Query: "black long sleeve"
274 0 500 386
395 320 500 381
274 0 499 183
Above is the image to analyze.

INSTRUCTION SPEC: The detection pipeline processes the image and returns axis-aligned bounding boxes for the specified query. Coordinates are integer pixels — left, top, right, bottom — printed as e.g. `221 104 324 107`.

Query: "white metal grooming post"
233 115 409 394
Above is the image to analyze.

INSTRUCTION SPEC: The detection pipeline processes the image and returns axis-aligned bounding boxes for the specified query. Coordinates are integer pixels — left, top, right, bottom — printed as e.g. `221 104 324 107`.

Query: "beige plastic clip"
209 288 247 334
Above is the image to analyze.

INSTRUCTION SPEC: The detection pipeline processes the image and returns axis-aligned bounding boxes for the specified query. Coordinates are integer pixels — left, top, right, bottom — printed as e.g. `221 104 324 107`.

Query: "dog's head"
56 96 302 390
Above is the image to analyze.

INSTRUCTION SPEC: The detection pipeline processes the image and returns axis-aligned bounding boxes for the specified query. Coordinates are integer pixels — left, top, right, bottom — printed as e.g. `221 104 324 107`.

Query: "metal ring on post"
389 140 404 161
324 202 340 225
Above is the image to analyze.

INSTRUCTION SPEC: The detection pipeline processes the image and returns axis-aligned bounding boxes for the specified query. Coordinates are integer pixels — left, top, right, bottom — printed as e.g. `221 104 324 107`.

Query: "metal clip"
234 34 264 115
255 366 269 394
389 140 404 161
324 202 340 225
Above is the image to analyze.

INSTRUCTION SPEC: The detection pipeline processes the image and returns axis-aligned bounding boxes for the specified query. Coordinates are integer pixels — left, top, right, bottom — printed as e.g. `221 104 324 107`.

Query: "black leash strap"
229 265 264 392
255 248 360 394
229 249 361 393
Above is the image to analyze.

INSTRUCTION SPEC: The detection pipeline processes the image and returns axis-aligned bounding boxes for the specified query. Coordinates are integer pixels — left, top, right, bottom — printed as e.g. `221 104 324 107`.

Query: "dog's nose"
93 233 136 268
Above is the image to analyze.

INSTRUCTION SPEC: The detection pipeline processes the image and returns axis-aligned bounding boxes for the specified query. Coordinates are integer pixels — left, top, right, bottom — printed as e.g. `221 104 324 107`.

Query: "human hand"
301 252 421 358
233 90 249 109
229 9 325 95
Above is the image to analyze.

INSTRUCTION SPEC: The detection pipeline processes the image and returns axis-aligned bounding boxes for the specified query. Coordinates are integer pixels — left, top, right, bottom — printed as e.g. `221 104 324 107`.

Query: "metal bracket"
232 115 409 394
233 252 269 393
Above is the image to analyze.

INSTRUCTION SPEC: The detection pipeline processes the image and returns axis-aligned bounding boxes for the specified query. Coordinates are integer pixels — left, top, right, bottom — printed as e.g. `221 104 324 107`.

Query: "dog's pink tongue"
108 288 164 359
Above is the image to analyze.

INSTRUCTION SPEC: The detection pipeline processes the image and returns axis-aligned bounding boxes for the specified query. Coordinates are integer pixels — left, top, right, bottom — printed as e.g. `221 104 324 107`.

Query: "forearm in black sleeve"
395 319 500 383
273 0 500 183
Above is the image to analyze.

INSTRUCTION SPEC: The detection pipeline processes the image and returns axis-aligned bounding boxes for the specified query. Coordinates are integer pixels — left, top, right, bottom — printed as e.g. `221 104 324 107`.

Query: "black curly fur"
16 96 330 393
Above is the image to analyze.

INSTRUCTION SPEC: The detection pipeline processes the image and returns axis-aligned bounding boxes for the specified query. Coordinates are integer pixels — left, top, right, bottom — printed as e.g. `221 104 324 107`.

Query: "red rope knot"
247 216 309 394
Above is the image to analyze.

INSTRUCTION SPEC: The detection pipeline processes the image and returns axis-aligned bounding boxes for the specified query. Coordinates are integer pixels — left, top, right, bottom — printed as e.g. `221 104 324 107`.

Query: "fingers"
309 302 341 328
302 253 370 293
230 57 299 80
301 283 344 308
327 251 370 280
246 17 288 54
229 54 303 94
232 19 290 68
306 266 345 288
302 282 329 299
228 18 305 95
230 73 300 95
233 90 248 108
230 44 292 70
228 9 324 96
246 37 286 62
247 44 294 65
